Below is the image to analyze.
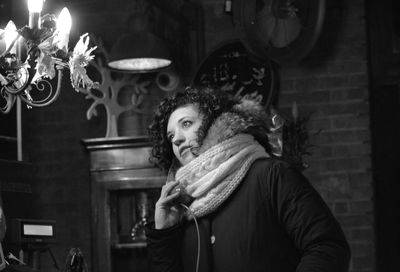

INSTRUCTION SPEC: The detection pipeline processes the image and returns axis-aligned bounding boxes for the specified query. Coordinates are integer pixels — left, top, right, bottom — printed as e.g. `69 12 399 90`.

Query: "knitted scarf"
175 134 269 218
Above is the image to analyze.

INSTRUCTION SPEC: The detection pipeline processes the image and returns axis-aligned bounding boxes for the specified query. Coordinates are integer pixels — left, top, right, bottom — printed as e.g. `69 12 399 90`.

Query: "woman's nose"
172 132 185 146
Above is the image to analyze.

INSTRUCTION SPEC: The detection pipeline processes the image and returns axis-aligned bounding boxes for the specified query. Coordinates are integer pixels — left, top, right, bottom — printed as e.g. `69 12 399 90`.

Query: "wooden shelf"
83 136 166 272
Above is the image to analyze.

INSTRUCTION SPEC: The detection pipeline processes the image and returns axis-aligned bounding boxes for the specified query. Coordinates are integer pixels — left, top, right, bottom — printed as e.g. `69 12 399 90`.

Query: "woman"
146 87 350 272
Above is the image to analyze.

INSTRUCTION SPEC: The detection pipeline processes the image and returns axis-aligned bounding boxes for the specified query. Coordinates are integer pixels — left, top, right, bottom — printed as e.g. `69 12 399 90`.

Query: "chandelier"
0 0 98 114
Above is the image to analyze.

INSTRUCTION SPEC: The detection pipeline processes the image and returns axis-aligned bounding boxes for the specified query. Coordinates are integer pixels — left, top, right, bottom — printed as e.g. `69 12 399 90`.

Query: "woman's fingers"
157 181 181 207
163 191 180 203
157 191 180 207
160 181 179 197
154 182 184 229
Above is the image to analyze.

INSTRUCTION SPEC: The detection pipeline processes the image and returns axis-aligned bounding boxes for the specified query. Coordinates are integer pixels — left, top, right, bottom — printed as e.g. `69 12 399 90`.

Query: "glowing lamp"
27 0 44 13
0 0 97 113
108 31 172 73
4 21 18 54
56 8 72 50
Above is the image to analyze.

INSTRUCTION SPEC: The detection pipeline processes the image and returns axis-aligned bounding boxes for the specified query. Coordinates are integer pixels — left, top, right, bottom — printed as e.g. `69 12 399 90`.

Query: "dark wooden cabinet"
82 136 165 272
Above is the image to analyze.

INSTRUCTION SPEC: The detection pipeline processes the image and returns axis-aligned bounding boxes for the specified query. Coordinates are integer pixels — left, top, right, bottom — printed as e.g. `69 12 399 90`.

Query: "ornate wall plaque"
193 40 277 107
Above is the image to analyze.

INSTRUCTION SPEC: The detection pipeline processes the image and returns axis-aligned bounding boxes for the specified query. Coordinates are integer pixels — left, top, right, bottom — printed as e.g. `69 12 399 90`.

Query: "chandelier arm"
20 69 63 107
0 88 17 114
3 57 37 96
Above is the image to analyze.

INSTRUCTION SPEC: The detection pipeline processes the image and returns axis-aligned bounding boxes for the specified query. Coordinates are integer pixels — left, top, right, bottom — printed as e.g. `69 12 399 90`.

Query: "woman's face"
167 104 203 166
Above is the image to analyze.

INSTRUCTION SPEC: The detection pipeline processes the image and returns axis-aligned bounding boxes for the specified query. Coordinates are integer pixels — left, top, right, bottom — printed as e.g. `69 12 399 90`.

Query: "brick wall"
282 1 374 271
18 0 374 271
211 0 372 271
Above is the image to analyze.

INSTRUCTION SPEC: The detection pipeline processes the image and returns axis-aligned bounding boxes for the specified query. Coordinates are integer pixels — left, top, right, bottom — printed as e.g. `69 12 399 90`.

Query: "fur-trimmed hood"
198 98 272 154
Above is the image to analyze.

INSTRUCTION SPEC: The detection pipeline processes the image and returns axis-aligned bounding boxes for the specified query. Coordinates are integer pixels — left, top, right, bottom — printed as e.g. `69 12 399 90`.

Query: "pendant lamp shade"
108 31 172 73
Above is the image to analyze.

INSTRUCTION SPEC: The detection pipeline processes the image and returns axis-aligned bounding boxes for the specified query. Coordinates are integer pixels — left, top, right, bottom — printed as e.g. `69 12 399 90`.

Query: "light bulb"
57 8 72 35
4 21 18 54
27 0 44 13
56 8 72 50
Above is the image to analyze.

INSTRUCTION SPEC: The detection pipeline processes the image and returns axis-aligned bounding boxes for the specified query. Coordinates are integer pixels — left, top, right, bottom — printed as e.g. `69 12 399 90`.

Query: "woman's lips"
180 147 191 157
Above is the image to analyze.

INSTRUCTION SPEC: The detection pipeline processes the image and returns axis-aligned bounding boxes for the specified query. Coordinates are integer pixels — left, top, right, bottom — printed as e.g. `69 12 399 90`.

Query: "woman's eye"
182 120 192 128
168 134 174 142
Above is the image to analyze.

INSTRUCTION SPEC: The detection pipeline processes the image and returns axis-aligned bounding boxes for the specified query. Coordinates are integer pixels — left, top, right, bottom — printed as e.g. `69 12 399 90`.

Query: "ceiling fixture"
107 8 172 74
108 31 172 73
0 0 98 113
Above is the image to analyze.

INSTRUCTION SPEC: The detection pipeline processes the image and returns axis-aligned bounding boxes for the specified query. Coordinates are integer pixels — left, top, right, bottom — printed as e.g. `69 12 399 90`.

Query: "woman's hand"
155 181 183 229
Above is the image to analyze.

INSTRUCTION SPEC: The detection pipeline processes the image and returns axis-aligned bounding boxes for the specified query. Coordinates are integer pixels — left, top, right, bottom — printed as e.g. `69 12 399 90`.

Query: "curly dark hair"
148 86 238 171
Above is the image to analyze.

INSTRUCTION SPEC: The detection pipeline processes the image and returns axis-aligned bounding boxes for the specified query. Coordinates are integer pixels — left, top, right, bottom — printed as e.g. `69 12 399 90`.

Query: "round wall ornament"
233 0 326 65
192 40 277 107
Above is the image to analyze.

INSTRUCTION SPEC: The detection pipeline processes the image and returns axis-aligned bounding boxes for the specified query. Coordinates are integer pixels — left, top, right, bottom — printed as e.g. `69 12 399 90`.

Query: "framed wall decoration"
193 40 277 108
233 0 326 65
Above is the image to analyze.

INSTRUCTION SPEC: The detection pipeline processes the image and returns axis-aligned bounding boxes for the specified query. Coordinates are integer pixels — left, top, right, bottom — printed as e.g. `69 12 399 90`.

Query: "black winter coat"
146 159 351 272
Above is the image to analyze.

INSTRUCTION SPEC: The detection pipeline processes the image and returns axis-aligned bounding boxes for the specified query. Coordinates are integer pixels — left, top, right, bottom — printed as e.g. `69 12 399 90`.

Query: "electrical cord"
6 252 25 265
180 204 200 272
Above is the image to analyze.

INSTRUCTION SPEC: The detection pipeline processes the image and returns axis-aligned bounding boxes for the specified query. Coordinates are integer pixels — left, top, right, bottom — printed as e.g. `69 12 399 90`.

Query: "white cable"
180 204 200 272
7 252 26 265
